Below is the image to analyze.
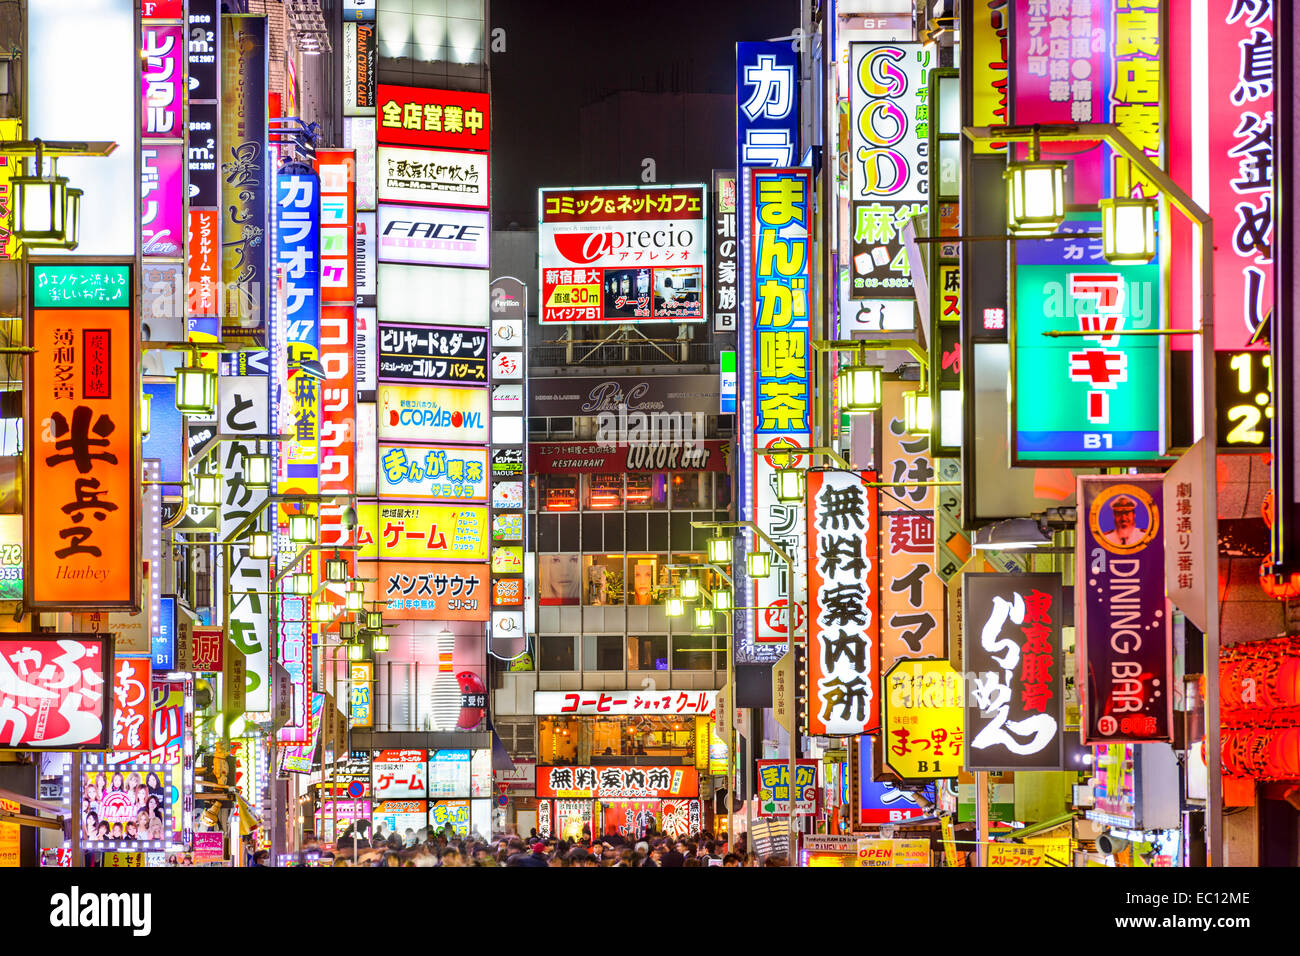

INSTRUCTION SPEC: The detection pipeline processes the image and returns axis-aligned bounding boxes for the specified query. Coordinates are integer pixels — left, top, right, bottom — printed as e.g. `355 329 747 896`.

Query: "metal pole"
786 550 798 865
975 770 989 867
726 612 735 853
69 754 83 868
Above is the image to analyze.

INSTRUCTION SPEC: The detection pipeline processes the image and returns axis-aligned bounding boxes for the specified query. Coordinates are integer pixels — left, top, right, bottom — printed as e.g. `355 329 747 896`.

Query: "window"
628 634 668 671
670 472 710 509
583 554 624 605
539 636 576 671
626 555 669 605
584 473 624 511
539 553 581 605
626 471 667 510
715 472 733 510
542 474 579 512
672 635 713 670
496 718 536 757
586 635 625 671
539 717 580 764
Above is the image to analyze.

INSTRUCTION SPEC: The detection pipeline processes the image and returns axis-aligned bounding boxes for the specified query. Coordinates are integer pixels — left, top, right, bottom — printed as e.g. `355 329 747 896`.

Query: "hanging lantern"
371 630 390 653
747 551 772 579
680 577 700 600
249 531 272 560
366 611 383 631
775 468 806 504
192 473 222 508
340 621 358 642
1004 129 1067 236
141 392 152 438
1099 195 1157 265
712 587 732 612
347 641 364 662
694 607 713 629
707 536 732 564
291 572 313 596
325 558 348 583
244 452 272 490
902 390 933 434
346 588 365 612
175 360 217 415
12 153 70 246
837 364 882 414
666 596 685 618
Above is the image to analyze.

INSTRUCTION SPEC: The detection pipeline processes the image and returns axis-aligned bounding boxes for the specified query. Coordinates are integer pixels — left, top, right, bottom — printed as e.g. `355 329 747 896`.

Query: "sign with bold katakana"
363 560 488 621
377 85 489 152
535 765 698 799
532 690 716 717
963 573 1064 771
358 503 489 562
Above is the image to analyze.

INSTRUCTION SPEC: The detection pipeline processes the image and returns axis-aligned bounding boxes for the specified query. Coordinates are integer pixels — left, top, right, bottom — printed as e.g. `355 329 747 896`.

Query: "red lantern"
1257 557 1300 600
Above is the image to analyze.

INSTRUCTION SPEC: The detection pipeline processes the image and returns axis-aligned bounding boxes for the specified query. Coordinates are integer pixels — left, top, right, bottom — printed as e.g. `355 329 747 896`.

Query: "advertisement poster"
963 573 1064 771
377 324 489 385
376 145 489 208
376 384 489 445
538 185 707 323
377 204 490 269
378 445 489 500
358 503 489 562
756 760 818 816
377 85 489 151
1076 475 1173 743
81 765 171 848
363 560 489 621
881 658 964 779
0 637 112 749
535 766 697 799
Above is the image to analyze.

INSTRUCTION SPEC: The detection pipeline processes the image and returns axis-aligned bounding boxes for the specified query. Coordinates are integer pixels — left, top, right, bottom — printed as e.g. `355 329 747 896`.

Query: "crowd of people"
264 820 789 867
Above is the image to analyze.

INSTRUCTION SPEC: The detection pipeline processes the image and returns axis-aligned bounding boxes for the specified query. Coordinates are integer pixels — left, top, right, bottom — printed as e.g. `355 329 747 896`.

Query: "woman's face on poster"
543 554 580 597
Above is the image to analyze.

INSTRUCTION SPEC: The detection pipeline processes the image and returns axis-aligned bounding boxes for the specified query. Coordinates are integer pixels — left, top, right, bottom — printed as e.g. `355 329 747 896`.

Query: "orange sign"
28 264 138 608
362 560 489 621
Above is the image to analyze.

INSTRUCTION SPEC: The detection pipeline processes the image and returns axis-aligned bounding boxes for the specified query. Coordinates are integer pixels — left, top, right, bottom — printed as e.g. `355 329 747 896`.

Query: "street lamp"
712 587 732 613
680 576 700 600
694 607 713 629
244 452 272 490
666 596 685 618
175 359 217 415
347 642 364 662
291 572 313 596
193 473 222 508
370 630 389 653
340 621 358 642
249 531 272 560
1099 194 1157 265
747 551 772 579
1004 127 1066 236
836 363 882 413
324 557 348 583
289 513 318 545
313 601 333 624
775 468 806 504
903 390 933 434
13 154 79 247
366 611 383 631
707 536 732 564
346 583 364 612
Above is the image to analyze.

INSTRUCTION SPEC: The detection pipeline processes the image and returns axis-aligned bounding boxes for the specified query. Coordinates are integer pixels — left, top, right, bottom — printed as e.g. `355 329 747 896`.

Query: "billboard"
27 263 138 608
342 21 376 117
756 760 818 816
857 736 933 825
317 151 357 303
377 204 490 268
358 503 489 562
963 574 1064 771
376 384 489 444
80 765 171 848
533 690 716 716
220 14 268 343
535 765 698 799
364 561 489 621
1076 476 1173 743
376 146 489 209
1012 216 1164 463
376 263 489 326
847 41 929 298
377 324 489 385
538 185 708 324
111 657 153 755
378 445 489 501
0 636 113 749
377 85 490 152
807 470 880 735
880 658 964 779
372 750 428 801
527 374 719 417
529 440 728 474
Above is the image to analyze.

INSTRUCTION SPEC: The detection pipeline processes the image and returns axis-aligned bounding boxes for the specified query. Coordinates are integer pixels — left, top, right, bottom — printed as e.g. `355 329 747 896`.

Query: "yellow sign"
103 853 145 867
881 658 964 779
350 661 373 728
941 815 964 867
988 843 1047 868
891 838 931 867
0 119 22 260
694 716 710 771
0 798 18 867
359 502 489 561
856 838 893 867
545 282 602 312
856 838 930 867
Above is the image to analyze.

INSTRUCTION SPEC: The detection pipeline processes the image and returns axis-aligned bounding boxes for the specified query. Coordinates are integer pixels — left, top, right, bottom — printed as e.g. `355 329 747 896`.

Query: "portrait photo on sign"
1088 483 1160 553
539 553 580 605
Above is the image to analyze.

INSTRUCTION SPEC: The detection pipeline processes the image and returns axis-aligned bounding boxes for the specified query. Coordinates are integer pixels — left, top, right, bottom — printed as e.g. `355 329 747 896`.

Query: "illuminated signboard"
362 560 489 621
756 760 818 816
358 503 489 562
0 515 21 601
538 184 708 324
377 145 489 209
80 764 172 849
377 324 489 385
1012 215 1164 463
881 658 965 779
1215 350 1272 450
27 263 138 608
378 445 489 501
377 85 490 152
349 662 373 728
377 203 490 269
0 636 113 749
376 384 489 445
535 766 698 799
372 749 427 800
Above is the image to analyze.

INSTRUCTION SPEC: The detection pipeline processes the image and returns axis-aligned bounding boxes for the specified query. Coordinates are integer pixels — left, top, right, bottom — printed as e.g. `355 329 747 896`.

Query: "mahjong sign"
1012 216 1164 464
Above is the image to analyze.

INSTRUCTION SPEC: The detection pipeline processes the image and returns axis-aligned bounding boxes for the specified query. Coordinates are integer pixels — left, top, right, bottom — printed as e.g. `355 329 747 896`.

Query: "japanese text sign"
1163 441 1208 632
533 690 716 717
879 379 944 668
358 503 489 562
857 736 933 825
378 324 489 385
1076 475 1173 743
220 14 268 343
276 172 321 338
372 751 428 800
1013 215 1164 463
712 170 738 332
363 560 488 621
538 185 708 324
376 384 489 444
751 167 811 438
377 85 490 152
963 573 1064 771
28 263 138 608
882 658 964 779
379 444 488 501
0 636 112 749
737 41 799 169
756 759 818 816
848 41 930 298
349 661 373 728
111 657 152 754
536 765 697 799
141 23 184 139
141 143 184 258
377 145 489 209
377 203 489 269
807 470 880 735
316 151 356 303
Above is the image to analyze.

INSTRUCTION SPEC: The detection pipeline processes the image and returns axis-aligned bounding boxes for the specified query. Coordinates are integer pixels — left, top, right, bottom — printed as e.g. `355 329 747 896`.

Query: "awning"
490 726 515 773
994 811 1078 842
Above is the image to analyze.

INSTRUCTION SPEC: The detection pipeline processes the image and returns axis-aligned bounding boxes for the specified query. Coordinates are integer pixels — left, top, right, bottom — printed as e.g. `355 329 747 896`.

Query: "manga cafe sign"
1076 476 1173 743
963 574 1064 771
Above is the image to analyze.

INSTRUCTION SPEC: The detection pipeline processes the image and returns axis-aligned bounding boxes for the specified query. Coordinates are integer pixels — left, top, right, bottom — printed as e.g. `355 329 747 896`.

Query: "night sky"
489 0 797 229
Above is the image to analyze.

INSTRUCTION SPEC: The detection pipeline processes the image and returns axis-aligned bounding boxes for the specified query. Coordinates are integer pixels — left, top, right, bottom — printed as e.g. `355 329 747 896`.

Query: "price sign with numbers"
1215 350 1272 451
881 658 964 779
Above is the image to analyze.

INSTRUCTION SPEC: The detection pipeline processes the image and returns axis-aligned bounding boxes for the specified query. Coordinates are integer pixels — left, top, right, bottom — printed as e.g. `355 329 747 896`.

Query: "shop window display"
584 472 624 510
583 554 624 605
626 471 668 510
543 474 579 512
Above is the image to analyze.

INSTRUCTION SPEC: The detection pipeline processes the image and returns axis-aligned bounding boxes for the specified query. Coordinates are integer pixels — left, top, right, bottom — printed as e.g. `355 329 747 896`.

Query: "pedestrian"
659 839 684 868
722 853 741 867
251 849 270 867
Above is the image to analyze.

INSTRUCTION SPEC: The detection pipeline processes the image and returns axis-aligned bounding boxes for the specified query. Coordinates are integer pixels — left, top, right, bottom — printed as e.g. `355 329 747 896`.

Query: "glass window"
626 472 668 510
583 554 624 605
584 473 624 511
538 636 576 671
670 472 710 509
586 635 624 671
539 717 580 764
714 472 733 510
627 635 668 671
672 635 713 670
542 474 579 512
626 554 669 605
538 554 582 605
